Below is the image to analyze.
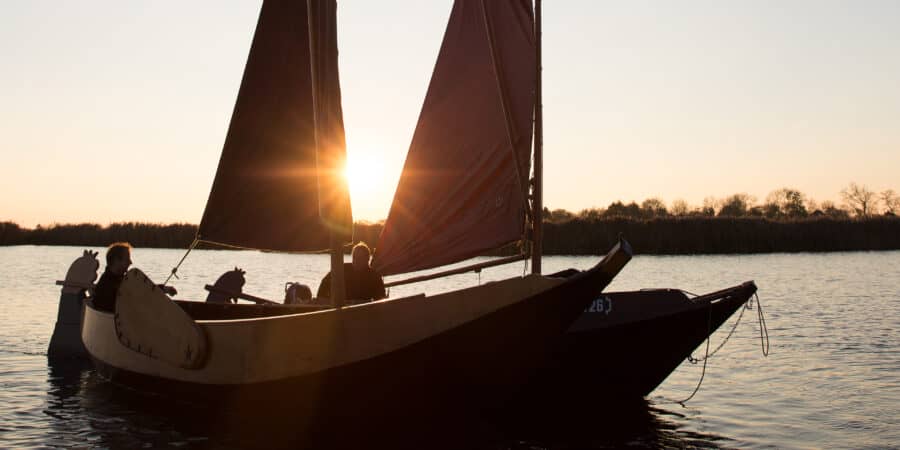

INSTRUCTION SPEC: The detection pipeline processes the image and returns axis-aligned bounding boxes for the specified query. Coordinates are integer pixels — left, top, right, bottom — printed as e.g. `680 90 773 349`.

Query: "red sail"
374 0 536 276
198 0 351 252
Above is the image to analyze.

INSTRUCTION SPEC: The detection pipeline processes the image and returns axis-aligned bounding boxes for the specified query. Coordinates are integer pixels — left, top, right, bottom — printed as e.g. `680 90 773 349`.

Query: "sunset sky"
2 1 898 227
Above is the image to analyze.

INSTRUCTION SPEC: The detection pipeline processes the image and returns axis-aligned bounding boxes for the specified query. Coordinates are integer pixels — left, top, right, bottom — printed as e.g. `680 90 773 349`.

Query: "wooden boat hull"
81 248 630 419
521 279 757 404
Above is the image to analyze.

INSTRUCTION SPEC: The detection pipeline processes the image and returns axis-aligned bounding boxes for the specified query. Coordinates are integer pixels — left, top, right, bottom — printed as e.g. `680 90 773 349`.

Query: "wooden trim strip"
384 254 527 288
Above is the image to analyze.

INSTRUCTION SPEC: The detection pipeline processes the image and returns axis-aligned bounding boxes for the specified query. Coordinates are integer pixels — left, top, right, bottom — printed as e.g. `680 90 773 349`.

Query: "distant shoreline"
3 217 899 255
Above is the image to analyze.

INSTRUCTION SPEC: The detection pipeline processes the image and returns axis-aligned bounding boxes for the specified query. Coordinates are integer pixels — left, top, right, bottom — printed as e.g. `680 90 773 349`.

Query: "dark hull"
89 257 624 424
524 279 757 404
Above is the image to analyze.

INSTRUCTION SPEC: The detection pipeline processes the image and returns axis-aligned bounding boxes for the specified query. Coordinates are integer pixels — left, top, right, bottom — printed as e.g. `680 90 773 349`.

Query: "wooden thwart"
204 284 279 305
56 280 322 309
56 280 95 290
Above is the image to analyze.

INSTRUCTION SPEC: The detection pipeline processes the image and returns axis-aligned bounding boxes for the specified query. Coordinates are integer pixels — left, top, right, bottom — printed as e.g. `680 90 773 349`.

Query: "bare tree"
881 189 900 215
701 197 718 216
670 199 690 216
718 193 755 217
604 201 642 219
806 199 819 213
578 208 604 220
765 187 808 218
841 182 877 217
641 197 668 217
819 200 850 218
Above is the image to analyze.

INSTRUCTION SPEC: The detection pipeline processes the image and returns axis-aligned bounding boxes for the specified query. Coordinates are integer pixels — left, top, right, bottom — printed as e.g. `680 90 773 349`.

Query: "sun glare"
344 150 386 211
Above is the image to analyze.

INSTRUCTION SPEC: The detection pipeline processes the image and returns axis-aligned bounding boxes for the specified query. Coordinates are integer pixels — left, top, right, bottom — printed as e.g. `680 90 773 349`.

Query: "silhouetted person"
316 242 386 303
92 242 176 312
284 282 313 304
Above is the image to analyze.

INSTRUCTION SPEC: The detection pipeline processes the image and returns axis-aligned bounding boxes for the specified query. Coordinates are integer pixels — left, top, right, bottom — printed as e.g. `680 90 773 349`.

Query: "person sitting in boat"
92 242 177 312
284 282 313 304
316 242 386 303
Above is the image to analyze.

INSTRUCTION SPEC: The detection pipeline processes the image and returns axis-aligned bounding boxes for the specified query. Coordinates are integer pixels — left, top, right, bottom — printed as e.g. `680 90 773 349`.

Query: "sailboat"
76 0 631 413
368 0 760 403
531 280 758 403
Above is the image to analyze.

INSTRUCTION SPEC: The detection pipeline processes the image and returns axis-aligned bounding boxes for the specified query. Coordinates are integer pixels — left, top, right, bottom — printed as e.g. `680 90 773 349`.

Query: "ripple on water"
1 248 899 449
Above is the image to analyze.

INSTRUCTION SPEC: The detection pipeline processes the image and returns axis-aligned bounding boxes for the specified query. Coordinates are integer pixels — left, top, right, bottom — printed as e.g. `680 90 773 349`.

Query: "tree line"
4 216 897 255
0 222 197 249
542 183 898 223
3 184 898 254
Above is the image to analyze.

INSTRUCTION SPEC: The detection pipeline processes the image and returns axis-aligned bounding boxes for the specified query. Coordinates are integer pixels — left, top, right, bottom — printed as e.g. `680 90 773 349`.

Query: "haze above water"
1 246 898 448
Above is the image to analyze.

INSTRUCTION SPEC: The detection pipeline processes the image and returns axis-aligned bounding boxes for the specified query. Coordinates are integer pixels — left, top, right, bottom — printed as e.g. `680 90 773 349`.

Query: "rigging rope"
163 238 199 285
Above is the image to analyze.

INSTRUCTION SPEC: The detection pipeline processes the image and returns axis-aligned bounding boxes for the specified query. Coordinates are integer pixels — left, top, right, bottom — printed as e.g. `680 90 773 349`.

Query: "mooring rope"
163 238 199 285
676 306 713 405
688 295 750 364
754 292 770 356
670 291 770 405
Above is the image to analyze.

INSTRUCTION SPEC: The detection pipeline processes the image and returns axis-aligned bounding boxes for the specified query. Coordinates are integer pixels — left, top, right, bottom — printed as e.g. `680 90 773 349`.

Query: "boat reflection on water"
44 360 94 446
492 399 734 450
45 359 215 449
45 358 731 449
46 358 91 411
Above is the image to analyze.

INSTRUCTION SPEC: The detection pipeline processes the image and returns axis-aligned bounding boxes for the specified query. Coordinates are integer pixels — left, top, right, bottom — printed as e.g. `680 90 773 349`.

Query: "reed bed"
4 216 898 255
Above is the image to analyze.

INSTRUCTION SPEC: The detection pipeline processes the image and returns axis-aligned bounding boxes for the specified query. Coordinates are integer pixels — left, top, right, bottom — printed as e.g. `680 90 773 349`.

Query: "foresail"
374 0 536 276
198 0 351 252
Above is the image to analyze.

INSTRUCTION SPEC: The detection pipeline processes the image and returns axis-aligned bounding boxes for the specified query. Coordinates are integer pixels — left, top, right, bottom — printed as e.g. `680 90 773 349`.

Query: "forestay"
374 0 536 276
198 0 352 252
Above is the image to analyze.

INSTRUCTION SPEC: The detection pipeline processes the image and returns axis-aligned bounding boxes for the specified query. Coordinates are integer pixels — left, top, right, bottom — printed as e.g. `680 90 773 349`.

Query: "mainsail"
198 0 352 252
374 0 536 276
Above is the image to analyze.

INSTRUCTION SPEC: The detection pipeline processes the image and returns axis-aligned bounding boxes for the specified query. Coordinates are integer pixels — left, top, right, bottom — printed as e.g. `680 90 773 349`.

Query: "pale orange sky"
1 1 899 228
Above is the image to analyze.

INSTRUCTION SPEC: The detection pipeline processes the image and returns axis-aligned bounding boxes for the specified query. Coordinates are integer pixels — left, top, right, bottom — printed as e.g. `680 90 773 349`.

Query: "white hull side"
82 274 563 385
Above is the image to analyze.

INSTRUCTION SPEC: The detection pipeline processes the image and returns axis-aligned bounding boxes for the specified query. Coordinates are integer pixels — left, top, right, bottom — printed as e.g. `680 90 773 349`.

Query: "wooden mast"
531 0 544 275
329 237 346 307
307 0 345 307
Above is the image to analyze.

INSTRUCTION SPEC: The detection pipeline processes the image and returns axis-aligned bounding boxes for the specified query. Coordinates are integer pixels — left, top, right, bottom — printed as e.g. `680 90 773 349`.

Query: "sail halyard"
197 0 352 253
373 0 537 277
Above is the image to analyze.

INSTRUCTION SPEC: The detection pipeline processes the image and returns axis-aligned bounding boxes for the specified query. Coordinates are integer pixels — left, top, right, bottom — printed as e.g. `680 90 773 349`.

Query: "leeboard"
115 268 208 369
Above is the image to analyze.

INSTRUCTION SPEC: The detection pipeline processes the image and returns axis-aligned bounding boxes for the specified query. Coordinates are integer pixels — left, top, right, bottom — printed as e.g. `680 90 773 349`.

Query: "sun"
344 150 386 208
344 153 384 194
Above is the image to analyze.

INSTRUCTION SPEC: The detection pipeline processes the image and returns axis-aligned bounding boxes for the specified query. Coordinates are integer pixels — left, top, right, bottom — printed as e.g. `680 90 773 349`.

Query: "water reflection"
10 249 897 448
491 398 733 449
46 358 91 413
45 359 215 448
44 359 93 447
42 359 733 450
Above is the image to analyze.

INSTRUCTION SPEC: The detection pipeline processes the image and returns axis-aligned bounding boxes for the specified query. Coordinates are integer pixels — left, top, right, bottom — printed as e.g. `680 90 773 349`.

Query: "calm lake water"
1 246 898 449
